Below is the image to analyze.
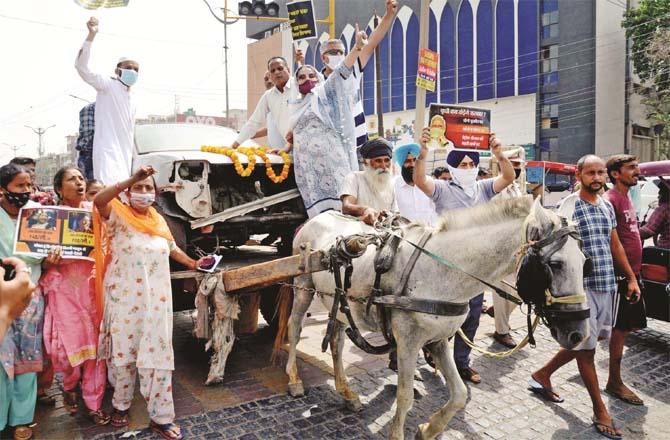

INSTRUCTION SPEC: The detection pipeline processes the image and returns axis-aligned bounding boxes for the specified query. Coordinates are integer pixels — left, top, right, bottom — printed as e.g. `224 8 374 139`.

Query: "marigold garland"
201 146 291 183
201 145 256 177
254 148 292 183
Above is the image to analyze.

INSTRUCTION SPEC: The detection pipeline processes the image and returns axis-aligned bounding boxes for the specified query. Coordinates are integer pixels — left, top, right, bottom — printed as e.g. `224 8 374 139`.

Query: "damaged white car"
133 123 306 257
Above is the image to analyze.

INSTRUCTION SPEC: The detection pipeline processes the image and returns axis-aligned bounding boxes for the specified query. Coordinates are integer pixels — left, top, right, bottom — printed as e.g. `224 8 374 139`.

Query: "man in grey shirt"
413 127 515 384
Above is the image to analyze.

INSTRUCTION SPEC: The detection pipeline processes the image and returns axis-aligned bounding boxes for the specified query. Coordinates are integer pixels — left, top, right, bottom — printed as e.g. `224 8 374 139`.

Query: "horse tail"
271 281 294 363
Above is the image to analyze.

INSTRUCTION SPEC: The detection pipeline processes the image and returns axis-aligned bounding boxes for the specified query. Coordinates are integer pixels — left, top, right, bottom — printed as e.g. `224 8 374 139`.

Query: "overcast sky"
0 0 249 165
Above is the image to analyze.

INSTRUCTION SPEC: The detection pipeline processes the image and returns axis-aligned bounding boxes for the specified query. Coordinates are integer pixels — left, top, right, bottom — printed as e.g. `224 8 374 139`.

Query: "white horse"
285 196 590 440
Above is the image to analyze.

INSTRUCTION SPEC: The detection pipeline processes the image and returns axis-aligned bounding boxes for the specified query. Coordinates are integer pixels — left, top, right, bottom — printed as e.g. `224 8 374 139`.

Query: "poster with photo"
14 206 94 260
428 104 491 153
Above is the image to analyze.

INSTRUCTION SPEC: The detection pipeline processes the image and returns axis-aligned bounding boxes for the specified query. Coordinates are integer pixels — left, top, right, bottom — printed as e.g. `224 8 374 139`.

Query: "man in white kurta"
75 17 137 185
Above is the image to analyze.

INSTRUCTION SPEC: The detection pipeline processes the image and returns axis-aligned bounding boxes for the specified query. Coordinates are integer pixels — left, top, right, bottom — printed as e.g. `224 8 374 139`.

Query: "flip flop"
528 378 564 403
592 416 623 439
605 387 644 406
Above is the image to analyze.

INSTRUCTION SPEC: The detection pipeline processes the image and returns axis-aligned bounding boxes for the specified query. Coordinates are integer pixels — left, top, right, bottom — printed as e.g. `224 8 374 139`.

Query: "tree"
623 0 670 93
623 0 670 159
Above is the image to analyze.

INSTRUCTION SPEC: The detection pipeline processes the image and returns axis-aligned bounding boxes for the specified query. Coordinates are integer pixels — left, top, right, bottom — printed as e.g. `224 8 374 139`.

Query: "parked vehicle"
636 160 669 322
526 161 576 207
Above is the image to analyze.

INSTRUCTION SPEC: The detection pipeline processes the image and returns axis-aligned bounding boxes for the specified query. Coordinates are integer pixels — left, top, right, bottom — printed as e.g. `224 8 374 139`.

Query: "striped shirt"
351 60 368 148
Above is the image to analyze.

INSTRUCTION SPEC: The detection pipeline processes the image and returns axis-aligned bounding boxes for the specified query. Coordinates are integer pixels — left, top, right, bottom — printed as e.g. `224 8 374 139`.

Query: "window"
541 45 559 86
542 3 559 40
540 136 558 152
541 92 559 128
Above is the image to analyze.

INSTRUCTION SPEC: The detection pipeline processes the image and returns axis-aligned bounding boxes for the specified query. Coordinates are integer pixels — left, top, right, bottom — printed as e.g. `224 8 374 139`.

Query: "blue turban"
446 150 480 168
393 143 421 166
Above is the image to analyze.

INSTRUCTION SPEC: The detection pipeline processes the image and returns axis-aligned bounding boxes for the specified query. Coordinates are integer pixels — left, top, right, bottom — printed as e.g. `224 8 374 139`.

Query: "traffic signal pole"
225 0 336 38
412 0 429 143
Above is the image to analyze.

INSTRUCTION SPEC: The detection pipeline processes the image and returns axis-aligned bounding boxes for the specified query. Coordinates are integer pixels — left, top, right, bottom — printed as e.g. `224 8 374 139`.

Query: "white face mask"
325 54 344 70
447 165 479 197
129 192 155 209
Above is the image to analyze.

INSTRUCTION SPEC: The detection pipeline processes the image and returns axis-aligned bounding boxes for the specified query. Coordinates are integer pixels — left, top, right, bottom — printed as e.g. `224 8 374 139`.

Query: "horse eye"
548 261 563 270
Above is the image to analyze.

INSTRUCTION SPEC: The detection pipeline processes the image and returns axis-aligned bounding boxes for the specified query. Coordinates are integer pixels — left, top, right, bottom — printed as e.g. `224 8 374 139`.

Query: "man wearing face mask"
414 128 515 384
393 143 437 226
318 0 398 156
75 17 138 186
340 138 397 225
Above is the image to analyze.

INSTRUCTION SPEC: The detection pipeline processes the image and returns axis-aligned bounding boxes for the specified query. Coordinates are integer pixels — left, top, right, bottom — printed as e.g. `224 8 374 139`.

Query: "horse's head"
516 199 590 350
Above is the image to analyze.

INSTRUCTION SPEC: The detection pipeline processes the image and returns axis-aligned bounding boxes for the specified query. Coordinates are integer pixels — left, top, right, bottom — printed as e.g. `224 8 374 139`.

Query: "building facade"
245 0 655 163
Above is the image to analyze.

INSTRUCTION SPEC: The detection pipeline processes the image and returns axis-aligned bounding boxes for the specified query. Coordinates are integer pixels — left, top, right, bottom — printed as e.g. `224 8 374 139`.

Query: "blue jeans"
454 293 484 370
77 150 94 181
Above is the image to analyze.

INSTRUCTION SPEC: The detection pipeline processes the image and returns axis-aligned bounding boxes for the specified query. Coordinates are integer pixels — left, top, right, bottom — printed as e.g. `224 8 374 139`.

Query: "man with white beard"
340 138 396 225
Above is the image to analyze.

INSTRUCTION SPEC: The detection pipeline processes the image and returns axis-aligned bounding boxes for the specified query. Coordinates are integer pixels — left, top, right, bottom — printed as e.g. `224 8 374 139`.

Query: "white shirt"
339 171 396 212
75 40 137 185
394 176 438 226
266 113 284 149
236 81 296 147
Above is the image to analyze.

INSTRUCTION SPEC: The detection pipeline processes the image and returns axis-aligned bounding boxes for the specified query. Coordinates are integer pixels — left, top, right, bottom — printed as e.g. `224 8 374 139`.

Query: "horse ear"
528 199 553 240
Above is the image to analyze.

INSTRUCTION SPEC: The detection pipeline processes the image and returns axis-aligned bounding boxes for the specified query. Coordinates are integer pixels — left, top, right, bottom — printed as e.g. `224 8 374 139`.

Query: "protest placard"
287 0 317 41
416 48 438 92
428 104 491 153
14 207 94 260
74 0 129 9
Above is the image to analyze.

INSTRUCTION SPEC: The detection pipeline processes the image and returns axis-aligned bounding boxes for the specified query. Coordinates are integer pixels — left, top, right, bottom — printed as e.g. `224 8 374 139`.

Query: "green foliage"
623 0 670 92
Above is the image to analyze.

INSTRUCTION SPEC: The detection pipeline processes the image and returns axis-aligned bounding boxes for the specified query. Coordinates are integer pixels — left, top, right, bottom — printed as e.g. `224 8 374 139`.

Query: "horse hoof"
414 423 431 440
344 397 362 412
288 382 305 397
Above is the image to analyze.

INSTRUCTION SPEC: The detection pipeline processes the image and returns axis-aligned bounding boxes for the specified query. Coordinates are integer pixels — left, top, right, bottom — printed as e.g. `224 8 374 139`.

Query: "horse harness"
321 214 591 355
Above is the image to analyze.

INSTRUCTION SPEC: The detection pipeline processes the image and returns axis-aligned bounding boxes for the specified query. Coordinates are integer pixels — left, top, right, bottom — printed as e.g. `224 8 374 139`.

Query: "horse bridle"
517 215 591 324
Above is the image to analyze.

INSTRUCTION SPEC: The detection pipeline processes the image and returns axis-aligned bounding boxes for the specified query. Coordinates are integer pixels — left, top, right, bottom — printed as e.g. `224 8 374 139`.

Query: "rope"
455 316 540 359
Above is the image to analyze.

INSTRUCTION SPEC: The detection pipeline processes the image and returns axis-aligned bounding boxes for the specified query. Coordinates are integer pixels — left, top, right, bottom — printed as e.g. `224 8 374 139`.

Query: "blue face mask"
118 68 138 87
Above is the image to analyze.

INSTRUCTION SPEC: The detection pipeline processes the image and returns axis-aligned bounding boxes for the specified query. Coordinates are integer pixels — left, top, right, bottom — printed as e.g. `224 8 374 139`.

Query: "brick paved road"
30 297 669 440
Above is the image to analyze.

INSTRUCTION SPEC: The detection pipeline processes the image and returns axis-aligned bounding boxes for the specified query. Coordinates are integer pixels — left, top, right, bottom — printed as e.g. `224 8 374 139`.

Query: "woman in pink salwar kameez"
40 166 109 425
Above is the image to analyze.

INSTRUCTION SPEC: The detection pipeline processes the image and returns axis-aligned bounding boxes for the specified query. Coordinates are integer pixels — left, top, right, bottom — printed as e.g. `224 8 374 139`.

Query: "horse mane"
436 195 535 232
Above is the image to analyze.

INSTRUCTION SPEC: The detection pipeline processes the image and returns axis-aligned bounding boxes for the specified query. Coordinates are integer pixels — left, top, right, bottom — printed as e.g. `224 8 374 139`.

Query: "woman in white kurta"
94 166 206 440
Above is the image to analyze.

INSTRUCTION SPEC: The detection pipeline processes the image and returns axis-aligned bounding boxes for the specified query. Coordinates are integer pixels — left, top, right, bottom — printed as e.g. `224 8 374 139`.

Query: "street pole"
224 13 230 123
2 143 25 158
374 12 384 138
413 0 430 143
24 125 56 157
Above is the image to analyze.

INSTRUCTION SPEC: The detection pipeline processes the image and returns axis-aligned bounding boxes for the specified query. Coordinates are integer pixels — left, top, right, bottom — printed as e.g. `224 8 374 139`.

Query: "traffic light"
238 1 280 17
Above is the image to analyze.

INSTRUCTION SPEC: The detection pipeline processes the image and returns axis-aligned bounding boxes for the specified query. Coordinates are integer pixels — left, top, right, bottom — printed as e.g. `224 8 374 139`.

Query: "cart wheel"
259 285 281 336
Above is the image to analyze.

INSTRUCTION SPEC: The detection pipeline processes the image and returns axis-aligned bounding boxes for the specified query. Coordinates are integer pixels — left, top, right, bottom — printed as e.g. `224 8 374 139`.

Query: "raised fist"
87 17 99 35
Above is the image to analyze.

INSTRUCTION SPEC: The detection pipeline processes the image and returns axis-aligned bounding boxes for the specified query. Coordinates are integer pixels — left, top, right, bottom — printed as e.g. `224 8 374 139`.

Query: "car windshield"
135 124 246 154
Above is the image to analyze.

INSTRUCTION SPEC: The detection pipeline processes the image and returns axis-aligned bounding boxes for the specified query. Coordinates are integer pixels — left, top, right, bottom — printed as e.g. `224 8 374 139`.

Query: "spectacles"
298 73 317 80
324 49 344 56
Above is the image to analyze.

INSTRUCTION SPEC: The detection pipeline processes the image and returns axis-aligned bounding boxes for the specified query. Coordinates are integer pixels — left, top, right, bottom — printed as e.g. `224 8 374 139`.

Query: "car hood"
133 150 288 187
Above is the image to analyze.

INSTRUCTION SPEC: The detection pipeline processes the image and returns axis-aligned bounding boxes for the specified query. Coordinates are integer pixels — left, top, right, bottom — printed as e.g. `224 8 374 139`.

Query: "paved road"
32 294 670 440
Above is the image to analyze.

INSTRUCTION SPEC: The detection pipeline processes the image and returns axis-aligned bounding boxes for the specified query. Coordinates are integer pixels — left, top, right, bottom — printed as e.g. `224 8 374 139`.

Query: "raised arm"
491 134 515 193
414 128 436 198
75 17 111 92
359 0 398 68
94 166 155 219
343 24 369 69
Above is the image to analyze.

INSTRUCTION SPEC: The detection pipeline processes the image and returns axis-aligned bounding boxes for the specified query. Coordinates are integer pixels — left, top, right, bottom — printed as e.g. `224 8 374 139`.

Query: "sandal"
458 367 481 384
87 409 111 426
13 426 33 440
62 390 79 415
592 416 623 439
110 409 130 428
528 378 564 403
150 421 184 440
605 386 644 406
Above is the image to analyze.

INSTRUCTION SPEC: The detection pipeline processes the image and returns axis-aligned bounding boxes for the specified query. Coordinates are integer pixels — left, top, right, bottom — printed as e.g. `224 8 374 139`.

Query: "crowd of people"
0 2 667 440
